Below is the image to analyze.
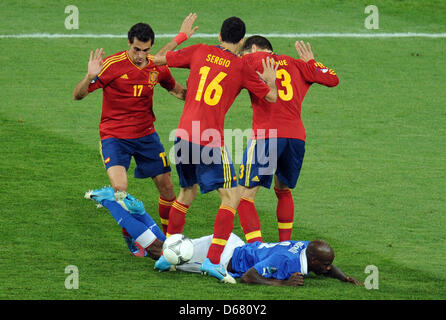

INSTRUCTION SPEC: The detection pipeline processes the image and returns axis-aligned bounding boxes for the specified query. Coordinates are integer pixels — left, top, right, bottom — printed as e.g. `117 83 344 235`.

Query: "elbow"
73 90 86 100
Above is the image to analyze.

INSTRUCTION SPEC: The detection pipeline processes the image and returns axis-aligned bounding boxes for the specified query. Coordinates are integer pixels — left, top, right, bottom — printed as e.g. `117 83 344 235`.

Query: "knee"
220 188 241 209
239 186 258 202
178 185 197 205
274 178 290 190
158 180 175 199
112 183 128 193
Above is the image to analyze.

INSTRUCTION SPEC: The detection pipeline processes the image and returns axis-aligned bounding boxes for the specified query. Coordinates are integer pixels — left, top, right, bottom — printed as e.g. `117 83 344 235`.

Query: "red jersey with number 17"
88 51 176 140
242 51 339 141
166 44 271 147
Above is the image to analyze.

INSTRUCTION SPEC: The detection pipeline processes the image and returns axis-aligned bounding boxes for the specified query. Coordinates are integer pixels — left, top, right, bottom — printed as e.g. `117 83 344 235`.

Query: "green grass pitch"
0 0 445 301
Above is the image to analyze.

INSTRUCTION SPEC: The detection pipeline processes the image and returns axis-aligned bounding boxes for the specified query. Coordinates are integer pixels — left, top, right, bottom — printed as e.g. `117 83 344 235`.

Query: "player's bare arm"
295 40 314 62
257 57 279 103
73 48 105 100
152 13 199 66
324 264 363 285
168 81 187 101
240 268 304 287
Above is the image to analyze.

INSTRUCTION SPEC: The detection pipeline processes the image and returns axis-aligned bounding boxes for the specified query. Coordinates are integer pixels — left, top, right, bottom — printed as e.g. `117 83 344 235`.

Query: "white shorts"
176 233 245 273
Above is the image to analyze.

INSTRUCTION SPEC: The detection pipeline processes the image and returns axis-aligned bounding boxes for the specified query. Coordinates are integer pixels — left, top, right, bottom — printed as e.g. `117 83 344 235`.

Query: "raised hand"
180 13 199 38
295 41 314 62
87 48 104 80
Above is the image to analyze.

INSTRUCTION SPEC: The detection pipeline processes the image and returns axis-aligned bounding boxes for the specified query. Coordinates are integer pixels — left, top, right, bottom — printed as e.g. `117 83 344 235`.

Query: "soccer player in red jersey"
73 22 194 245
152 15 279 282
237 36 339 243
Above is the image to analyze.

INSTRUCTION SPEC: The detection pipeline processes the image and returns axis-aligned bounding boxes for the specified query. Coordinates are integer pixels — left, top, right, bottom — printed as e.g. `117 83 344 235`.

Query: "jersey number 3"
195 66 227 106
277 69 293 101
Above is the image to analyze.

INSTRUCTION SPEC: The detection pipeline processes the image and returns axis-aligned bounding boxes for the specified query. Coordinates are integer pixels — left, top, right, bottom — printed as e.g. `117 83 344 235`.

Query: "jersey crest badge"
148 71 159 86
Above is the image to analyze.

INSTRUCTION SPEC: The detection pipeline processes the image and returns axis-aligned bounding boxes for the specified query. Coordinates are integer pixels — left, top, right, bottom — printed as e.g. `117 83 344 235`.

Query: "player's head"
306 240 335 275
128 22 155 45
240 35 274 55
219 17 246 46
127 23 155 65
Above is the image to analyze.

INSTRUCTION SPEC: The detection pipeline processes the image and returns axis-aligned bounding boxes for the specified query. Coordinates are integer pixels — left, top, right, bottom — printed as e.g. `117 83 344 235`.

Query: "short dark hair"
128 23 155 44
307 240 334 261
241 35 273 53
220 17 246 44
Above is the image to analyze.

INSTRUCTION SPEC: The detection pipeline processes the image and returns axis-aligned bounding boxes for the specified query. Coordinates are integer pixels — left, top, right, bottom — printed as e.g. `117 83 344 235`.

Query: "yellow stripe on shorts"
245 140 257 187
221 147 231 188
99 140 106 168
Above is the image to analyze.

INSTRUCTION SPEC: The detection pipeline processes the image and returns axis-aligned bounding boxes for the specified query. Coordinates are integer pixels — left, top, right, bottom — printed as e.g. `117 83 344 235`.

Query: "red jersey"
166 44 271 147
88 50 176 140
242 52 339 141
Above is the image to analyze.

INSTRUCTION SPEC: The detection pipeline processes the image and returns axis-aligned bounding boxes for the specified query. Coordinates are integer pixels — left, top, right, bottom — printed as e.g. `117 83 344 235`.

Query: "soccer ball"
162 234 194 265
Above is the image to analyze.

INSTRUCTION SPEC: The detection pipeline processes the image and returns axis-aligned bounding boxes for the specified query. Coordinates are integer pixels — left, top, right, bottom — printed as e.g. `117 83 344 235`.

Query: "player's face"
128 38 152 66
312 259 333 275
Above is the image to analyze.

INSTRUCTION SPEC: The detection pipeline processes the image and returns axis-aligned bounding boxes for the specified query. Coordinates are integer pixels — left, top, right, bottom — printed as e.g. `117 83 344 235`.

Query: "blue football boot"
84 186 115 207
200 258 236 284
154 255 176 272
115 191 145 215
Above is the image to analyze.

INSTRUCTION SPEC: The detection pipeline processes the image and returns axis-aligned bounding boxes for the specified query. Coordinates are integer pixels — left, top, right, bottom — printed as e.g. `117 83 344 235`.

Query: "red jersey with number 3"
88 50 176 140
242 52 339 141
166 44 271 147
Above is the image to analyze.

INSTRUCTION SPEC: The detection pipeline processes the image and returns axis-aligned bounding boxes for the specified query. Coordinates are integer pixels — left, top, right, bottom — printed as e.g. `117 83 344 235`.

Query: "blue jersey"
230 241 310 280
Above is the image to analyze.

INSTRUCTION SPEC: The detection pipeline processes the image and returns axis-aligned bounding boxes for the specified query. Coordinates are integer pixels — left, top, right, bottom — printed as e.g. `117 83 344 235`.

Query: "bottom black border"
2 300 443 318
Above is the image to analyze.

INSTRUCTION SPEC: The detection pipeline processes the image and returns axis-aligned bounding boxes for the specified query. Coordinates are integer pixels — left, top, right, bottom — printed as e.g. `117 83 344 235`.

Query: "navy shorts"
238 138 305 189
174 138 237 194
100 132 171 179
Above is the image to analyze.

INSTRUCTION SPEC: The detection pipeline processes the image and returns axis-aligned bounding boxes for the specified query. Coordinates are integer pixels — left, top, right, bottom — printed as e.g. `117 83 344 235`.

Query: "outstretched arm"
73 48 105 100
324 265 363 285
152 13 198 66
168 81 187 101
240 268 304 287
294 40 339 87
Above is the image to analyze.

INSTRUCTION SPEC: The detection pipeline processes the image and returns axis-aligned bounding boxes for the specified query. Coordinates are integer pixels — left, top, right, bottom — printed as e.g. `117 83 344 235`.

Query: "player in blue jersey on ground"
85 186 362 286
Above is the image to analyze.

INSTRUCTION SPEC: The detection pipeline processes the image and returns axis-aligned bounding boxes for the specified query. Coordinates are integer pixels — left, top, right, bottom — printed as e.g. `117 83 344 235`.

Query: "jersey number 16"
195 66 227 106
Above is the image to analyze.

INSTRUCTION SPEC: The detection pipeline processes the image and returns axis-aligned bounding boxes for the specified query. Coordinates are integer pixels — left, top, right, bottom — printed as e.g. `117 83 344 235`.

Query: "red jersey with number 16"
88 51 176 140
166 44 271 147
242 51 339 141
